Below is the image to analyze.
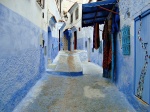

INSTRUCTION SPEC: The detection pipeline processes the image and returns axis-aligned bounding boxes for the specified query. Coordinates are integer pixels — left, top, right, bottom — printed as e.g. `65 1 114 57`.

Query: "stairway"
47 50 88 75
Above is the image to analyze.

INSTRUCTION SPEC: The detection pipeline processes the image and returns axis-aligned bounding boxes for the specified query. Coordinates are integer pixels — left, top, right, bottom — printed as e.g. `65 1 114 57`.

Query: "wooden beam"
97 6 119 15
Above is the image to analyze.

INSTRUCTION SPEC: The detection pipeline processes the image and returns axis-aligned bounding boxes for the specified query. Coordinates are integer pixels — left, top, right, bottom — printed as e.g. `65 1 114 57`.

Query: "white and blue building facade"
66 1 103 65
80 0 150 111
0 0 150 112
0 0 62 111
114 0 150 111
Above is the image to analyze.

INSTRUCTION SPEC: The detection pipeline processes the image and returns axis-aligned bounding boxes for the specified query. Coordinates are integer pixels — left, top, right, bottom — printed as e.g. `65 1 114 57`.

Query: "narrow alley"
13 62 135 112
0 0 150 112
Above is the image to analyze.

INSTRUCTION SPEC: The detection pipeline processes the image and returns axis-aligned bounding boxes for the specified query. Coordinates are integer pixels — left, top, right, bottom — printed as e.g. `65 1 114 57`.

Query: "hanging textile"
93 23 100 49
102 20 112 78
108 17 112 66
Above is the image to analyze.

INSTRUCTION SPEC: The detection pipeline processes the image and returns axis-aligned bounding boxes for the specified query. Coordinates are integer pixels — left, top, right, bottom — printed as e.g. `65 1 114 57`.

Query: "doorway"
134 9 150 105
59 30 60 51
74 31 77 50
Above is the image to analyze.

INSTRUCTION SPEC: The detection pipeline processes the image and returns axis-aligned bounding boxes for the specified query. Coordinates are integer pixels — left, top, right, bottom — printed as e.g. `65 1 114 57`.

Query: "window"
42 40 45 48
75 8 79 20
36 0 45 9
85 41 87 48
42 12 44 18
79 27 80 31
121 25 130 55
70 13 73 23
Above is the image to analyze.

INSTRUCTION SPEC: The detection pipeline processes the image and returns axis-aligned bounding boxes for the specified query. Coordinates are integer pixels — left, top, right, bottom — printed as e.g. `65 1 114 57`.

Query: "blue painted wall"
115 32 134 97
90 48 103 66
114 0 150 111
77 38 103 66
0 4 45 112
60 38 63 50
48 30 59 61
77 38 85 50
114 29 149 112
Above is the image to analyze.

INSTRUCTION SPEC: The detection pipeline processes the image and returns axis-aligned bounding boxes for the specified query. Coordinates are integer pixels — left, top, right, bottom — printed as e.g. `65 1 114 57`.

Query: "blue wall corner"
0 4 45 112
90 48 103 66
48 30 59 61
114 29 149 111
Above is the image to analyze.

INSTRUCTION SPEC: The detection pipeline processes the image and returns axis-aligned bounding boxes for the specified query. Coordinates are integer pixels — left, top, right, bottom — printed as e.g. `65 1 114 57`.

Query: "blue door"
134 9 150 104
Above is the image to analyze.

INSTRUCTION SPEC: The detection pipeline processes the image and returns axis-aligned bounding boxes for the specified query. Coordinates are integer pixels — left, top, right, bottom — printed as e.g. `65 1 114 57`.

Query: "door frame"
134 9 150 104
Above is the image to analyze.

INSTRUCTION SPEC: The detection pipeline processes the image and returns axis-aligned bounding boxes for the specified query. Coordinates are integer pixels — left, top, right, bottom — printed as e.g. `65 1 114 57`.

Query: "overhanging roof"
82 0 117 27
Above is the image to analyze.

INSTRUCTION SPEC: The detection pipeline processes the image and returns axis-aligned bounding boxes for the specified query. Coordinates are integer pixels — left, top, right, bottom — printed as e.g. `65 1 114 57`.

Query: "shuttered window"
70 13 73 23
121 25 130 55
75 8 79 20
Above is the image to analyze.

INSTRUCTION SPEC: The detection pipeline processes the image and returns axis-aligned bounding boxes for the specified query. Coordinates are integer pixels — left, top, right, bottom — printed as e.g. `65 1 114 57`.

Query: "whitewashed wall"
114 0 150 111
48 0 62 38
0 0 61 31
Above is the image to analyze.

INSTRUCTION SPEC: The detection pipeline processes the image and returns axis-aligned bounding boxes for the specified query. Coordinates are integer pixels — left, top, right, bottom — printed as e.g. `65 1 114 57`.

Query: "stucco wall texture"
0 4 45 112
77 37 103 67
115 0 150 111
48 30 59 61
77 38 85 50
90 48 103 66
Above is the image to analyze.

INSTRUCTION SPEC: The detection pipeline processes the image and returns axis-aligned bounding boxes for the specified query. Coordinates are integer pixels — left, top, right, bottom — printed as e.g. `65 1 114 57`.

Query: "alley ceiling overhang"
82 0 117 27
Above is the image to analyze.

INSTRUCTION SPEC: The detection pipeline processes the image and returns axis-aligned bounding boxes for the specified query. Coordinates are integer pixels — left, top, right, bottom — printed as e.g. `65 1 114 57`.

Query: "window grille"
121 25 130 55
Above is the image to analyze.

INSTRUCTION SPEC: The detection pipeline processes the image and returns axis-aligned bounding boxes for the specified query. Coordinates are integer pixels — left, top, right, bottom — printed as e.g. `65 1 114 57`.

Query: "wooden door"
134 10 150 104
74 31 77 50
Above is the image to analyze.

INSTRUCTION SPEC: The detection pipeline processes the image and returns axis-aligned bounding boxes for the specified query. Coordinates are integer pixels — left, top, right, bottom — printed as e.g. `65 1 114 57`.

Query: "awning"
82 0 117 27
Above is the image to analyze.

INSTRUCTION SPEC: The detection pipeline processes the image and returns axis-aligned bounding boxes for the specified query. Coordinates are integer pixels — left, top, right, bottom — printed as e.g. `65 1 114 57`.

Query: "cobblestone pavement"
13 62 135 112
